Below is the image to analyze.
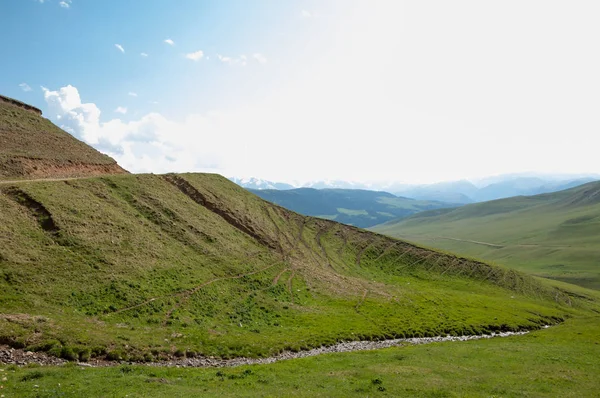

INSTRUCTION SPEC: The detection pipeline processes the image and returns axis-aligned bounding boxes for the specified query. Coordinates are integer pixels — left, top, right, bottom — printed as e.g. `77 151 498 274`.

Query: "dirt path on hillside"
437 236 504 248
0 177 82 185
0 328 542 368
402 235 575 250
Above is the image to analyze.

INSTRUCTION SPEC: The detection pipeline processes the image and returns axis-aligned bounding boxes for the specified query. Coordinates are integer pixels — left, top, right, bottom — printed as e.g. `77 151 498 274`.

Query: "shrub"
78 348 91 362
91 346 107 357
174 348 186 358
143 352 155 362
60 347 78 361
21 370 45 381
106 349 125 361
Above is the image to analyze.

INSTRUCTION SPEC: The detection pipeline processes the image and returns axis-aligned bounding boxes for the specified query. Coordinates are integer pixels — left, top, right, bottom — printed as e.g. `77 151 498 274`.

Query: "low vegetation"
2 315 598 397
0 173 591 362
373 181 600 290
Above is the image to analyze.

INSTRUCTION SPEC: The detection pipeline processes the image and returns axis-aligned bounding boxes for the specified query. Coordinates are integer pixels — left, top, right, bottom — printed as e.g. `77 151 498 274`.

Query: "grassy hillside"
373 181 600 290
250 188 458 228
0 98 126 180
0 173 588 362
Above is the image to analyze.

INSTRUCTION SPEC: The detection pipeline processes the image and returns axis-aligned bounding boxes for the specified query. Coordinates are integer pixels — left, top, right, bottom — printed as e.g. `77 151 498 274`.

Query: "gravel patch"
0 328 546 369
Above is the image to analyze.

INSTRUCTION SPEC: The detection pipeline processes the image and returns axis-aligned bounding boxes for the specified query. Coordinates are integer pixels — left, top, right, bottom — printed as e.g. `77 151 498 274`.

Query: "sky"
1 0 600 185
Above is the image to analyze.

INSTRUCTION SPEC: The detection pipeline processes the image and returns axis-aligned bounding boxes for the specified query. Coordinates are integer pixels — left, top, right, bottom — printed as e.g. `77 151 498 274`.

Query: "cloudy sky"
2 0 599 184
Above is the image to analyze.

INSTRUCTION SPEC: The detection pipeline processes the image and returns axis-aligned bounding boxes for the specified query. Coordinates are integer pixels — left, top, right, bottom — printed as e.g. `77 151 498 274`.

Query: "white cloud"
37 2 600 185
252 53 267 64
19 83 32 92
301 10 312 18
59 0 71 8
115 107 127 114
185 50 204 61
128 92 138 97
115 44 125 53
41 85 225 174
140 52 149 57
217 54 247 66
164 39 175 46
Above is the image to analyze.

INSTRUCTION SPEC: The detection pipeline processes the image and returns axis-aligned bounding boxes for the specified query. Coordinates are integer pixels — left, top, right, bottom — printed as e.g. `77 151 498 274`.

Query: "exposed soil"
163 174 279 250
0 157 127 181
0 95 42 116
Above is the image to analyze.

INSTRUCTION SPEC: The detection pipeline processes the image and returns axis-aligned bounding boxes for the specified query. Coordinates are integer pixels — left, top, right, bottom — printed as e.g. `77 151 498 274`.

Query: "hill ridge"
0 94 127 180
0 94 42 116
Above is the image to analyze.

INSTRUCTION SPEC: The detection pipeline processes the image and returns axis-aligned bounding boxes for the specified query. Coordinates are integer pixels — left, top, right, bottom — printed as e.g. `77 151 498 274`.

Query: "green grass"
0 173 587 362
2 315 599 397
373 181 600 290
336 207 369 216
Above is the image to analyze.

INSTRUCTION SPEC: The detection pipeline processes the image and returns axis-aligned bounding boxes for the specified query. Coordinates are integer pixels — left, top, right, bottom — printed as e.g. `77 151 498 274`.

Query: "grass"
2 315 599 397
0 173 587 362
0 100 121 179
373 181 600 290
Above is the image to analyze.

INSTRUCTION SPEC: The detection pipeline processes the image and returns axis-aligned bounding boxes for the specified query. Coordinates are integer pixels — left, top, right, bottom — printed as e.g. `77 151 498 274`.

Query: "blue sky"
2 0 310 118
2 1 600 184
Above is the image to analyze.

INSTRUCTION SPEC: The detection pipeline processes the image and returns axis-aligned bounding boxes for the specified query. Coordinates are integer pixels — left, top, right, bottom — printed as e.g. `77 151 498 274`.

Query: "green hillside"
0 173 586 362
373 181 600 290
0 97 126 180
250 188 458 228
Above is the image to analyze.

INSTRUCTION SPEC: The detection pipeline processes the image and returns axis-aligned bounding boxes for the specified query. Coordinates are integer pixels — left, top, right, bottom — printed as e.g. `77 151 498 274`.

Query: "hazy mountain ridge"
250 187 460 228
232 175 599 204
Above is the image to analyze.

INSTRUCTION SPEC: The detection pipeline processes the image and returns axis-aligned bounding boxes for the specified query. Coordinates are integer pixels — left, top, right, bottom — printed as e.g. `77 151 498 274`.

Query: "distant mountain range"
231 174 599 204
249 188 459 228
229 177 295 190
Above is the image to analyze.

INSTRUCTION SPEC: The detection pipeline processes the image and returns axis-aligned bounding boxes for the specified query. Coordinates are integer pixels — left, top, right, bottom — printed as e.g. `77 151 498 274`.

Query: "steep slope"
373 181 600 289
0 173 585 362
251 188 459 228
0 95 127 180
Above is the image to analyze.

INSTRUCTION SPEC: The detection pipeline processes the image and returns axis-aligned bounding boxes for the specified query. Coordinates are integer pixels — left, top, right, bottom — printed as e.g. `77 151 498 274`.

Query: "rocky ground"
0 329 536 369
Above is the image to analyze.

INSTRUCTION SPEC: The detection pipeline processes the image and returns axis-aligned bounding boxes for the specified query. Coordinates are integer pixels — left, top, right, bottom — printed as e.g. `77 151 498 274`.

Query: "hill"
0 172 586 363
373 181 600 290
250 188 460 228
0 95 126 180
392 176 597 203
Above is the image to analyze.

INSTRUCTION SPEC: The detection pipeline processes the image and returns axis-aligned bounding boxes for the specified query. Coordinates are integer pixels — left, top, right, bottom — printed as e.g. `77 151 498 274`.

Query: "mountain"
229 177 295 190
372 181 600 290
470 177 597 202
0 94 127 180
0 96 581 363
393 180 479 204
250 188 460 228
231 174 598 205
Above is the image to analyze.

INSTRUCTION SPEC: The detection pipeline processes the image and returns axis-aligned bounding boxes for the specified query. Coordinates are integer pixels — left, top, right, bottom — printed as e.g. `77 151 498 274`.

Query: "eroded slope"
0 97 127 180
0 173 588 362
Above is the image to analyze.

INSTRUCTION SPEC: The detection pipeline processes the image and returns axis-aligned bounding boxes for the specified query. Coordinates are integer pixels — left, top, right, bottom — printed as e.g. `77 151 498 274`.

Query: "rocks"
0 346 66 366
0 329 535 369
